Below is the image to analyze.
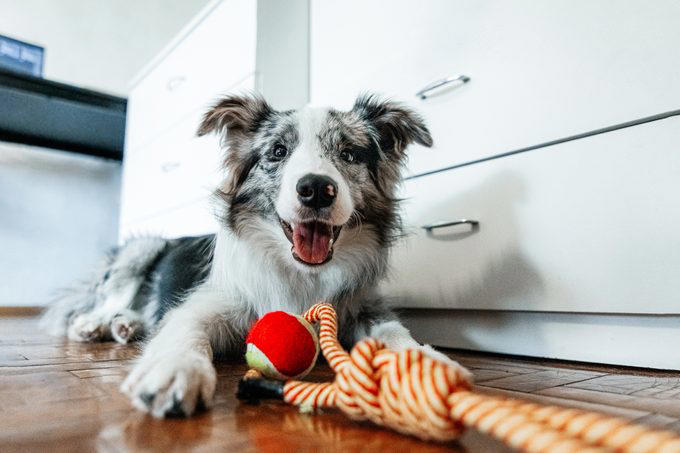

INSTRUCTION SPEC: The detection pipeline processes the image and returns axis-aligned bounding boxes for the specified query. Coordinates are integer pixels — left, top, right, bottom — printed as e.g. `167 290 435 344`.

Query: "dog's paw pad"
111 316 143 344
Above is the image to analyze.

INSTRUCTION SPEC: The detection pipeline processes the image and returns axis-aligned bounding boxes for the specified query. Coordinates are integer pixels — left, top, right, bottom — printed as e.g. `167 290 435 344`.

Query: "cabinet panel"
311 0 680 176
120 111 220 225
381 116 680 313
120 198 218 239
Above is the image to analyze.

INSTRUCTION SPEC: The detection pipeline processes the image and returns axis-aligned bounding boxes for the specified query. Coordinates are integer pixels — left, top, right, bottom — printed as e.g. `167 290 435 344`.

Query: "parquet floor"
1 315 679 452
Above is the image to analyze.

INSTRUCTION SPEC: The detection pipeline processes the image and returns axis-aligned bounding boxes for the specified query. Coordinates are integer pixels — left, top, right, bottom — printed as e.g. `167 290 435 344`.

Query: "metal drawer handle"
166 76 186 92
416 75 470 100
160 161 180 172
422 219 479 231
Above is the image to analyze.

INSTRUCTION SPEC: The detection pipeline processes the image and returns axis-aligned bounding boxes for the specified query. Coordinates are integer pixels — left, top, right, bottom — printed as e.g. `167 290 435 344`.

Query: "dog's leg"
368 319 473 384
120 285 248 418
349 299 473 384
67 277 143 343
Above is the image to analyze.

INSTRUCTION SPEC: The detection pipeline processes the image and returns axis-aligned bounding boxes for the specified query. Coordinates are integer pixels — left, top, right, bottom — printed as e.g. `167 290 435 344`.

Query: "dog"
41 93 471 418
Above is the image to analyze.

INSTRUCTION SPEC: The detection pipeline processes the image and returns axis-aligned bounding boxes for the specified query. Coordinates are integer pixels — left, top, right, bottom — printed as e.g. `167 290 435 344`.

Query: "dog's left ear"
352 94 433 156
197 93 273 139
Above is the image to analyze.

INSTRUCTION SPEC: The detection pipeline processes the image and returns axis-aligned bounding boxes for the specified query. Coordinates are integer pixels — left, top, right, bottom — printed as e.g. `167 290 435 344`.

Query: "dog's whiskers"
350 210 364 237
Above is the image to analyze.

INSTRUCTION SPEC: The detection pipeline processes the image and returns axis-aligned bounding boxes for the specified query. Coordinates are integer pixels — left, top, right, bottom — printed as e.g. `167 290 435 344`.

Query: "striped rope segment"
282 303 680 452
303 303 350 372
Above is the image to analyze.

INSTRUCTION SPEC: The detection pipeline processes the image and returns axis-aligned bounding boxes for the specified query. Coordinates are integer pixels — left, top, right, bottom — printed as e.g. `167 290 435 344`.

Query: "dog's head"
198 93 432 272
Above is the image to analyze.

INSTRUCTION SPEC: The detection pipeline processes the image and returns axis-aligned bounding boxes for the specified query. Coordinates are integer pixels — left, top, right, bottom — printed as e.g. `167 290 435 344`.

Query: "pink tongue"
292 222 331 264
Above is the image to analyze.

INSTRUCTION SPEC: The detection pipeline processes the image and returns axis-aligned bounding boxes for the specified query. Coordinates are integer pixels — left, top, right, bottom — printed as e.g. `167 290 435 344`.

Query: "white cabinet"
120 198 220 239
119 111 221 230
305 1 680 366
381 116 680 314
311 0 680 176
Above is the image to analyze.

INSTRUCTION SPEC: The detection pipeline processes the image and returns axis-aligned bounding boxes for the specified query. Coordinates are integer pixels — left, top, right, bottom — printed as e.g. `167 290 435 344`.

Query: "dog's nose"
296 174 337 209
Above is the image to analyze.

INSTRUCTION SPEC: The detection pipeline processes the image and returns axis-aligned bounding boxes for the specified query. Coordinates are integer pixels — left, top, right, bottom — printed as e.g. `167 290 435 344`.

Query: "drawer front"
311 0 680 176
120 198 219 240
381 116 680 313
120 75 254 228
126 0 257 151
120 112 222 226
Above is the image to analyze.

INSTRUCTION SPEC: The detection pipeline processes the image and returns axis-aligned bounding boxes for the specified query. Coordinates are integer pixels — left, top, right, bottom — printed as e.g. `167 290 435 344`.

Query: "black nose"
296 174 337 209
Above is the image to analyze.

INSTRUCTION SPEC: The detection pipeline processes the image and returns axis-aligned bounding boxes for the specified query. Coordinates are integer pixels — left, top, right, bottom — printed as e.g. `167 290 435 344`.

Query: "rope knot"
337 340 469 440
298 303 469 440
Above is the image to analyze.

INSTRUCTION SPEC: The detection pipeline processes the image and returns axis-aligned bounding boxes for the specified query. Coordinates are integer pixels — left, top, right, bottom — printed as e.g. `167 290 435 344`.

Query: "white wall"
0 0 209 95
256 0 309 110
0 142 121 307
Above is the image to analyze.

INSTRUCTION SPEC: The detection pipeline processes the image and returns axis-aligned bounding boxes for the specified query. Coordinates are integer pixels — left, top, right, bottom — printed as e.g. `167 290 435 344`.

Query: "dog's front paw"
419 344 474 386
120 352 216 418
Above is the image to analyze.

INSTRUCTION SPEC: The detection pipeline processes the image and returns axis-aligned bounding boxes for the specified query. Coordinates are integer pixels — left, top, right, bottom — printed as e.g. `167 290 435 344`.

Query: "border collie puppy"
41 93 470 417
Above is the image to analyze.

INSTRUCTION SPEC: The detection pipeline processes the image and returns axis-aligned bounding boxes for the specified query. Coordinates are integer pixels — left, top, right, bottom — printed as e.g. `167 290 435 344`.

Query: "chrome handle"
416 75 470 100
422 219 479 231
160 161 180 172
166 76 186 92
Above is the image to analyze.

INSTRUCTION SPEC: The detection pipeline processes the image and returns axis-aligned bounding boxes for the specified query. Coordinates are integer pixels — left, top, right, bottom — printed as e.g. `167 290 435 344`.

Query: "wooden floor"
1 315 679 453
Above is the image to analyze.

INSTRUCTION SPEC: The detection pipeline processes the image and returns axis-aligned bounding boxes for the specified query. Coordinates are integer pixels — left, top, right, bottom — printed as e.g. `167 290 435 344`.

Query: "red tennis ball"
245 311 319 380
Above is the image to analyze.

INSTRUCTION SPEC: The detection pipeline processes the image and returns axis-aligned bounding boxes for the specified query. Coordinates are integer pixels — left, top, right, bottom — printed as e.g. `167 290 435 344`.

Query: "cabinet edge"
400 309 680 370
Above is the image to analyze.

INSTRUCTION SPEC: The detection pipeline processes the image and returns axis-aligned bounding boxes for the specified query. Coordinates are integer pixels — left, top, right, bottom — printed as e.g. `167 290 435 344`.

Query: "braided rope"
282 304 680 452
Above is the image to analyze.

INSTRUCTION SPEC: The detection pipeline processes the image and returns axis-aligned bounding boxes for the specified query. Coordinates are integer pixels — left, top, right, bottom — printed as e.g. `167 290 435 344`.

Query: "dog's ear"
351 94 433 156
197 93 273 138
198 94 272 198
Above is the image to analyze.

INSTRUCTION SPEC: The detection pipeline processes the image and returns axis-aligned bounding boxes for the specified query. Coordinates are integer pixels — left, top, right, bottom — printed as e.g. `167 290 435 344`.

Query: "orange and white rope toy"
238 303 680 453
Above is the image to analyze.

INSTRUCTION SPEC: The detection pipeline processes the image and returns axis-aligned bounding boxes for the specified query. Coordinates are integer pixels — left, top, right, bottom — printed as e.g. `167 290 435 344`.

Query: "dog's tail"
39 246 118 336
39 280 102 336
39 236 169 337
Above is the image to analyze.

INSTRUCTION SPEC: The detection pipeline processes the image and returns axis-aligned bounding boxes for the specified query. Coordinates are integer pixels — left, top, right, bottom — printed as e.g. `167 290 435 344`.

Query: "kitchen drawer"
120 197 219 240
311 0 680 176
120 111 222 225
126 0 256 151
381 116 680 313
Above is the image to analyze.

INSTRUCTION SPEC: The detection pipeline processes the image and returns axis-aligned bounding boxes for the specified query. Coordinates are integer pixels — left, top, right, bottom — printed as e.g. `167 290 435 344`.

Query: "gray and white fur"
41 93 471 418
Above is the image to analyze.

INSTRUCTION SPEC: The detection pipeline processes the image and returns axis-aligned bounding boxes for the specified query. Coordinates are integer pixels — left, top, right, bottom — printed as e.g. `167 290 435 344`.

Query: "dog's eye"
340 149 355 163
271 145 288 160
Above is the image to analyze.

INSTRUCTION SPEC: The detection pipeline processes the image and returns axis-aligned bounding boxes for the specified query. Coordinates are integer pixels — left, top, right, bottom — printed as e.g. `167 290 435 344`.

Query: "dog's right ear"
198 94 273 197
197 93 273 138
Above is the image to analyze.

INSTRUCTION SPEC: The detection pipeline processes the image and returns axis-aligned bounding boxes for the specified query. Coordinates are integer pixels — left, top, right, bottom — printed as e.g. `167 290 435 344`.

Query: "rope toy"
237 303 680 452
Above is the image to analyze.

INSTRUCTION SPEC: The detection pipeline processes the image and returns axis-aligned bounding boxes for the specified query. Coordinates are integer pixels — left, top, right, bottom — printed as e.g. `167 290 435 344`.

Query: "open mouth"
279 218 342 266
